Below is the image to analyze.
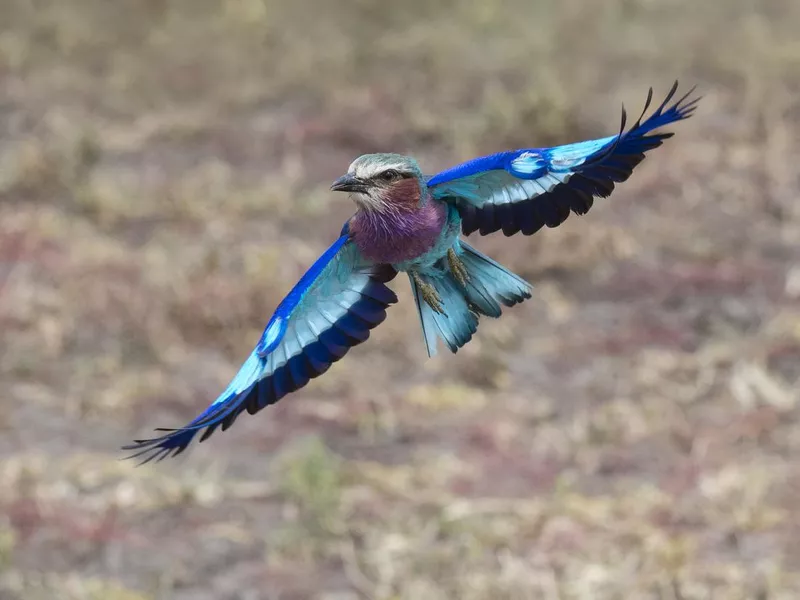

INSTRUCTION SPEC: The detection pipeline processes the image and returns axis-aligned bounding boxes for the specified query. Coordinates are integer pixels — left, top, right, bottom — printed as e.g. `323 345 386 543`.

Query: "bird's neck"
355 178 432 238
349 187 447 264
355 202 435 238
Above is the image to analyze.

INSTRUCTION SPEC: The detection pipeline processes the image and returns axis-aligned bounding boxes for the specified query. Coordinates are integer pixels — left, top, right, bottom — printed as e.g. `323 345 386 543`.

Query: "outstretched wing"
123 229 397 464
427 82 699 236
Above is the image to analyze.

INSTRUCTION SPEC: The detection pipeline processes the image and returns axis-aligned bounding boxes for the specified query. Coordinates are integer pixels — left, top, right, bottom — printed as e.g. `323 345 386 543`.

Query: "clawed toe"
447 248 470 287
412 272 445 314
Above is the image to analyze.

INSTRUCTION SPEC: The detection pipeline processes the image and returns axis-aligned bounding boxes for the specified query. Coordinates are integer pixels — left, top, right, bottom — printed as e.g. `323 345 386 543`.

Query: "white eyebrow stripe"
352 162 412 179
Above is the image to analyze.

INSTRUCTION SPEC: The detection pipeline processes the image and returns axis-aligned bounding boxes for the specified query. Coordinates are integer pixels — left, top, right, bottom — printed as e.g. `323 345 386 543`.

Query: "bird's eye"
380 170 399 181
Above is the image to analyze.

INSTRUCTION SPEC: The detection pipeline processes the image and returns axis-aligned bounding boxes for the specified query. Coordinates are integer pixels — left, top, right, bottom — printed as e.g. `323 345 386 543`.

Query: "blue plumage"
409 240 532 356
428 81 699 236
124 82 697 463
123 236 397 464
256 234 350 356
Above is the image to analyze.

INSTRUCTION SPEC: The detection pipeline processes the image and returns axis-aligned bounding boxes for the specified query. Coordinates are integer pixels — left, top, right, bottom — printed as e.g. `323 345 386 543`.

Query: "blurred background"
1 0 799 598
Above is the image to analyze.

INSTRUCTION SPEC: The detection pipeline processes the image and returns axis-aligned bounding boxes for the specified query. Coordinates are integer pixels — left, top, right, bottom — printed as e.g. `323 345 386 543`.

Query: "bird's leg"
411 271 445 315
447 248 470 287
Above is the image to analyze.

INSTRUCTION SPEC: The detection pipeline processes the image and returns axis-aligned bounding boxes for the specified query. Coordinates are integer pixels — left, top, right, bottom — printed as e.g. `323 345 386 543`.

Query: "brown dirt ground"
1 1 800 598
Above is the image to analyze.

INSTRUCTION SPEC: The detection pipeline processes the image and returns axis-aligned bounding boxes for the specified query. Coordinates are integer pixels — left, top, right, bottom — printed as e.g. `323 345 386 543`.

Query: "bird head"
330 153 425 213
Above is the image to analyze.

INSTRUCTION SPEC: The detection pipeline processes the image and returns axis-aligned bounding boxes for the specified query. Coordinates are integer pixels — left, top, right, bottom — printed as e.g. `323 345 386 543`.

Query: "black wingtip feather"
656 80 680 115
619 103 628 135
632 87 655 130
199 424 218 442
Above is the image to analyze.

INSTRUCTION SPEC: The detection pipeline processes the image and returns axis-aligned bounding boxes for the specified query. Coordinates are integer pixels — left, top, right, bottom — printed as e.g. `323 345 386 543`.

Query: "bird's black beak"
330 174 368 193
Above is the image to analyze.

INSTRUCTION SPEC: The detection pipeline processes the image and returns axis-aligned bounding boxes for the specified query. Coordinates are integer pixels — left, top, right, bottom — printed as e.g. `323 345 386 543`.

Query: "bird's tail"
409 241 532 356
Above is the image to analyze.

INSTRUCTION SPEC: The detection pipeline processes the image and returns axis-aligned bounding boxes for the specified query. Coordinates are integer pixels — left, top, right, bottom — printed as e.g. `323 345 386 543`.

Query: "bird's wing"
427 82 699 236
123 228 397 463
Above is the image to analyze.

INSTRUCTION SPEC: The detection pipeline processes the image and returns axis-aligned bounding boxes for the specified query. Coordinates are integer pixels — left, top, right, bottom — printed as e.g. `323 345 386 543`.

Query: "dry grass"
2 0 800 598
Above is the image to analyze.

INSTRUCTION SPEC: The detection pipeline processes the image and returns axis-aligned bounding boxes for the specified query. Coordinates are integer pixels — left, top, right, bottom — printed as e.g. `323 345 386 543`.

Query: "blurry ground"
1 0 800 598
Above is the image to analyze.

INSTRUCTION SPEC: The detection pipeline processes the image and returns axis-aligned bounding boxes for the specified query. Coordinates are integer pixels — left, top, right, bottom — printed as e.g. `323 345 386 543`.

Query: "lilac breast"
350 201 447 264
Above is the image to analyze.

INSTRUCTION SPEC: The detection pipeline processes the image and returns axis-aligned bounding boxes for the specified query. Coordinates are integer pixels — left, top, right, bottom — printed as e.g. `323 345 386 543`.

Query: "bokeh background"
1 0 799 598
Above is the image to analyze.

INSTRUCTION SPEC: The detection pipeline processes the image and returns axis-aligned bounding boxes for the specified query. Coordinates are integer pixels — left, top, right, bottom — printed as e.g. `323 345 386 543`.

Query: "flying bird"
125 82 699 463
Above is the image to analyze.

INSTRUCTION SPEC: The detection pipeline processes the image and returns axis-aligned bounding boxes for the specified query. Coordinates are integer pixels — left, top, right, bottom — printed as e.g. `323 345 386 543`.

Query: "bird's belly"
395 217 461 271
355 229 440 265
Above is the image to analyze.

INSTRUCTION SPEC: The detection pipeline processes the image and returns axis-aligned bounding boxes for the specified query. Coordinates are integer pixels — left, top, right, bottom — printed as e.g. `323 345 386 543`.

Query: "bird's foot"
447 248 470 287
412 272 445 315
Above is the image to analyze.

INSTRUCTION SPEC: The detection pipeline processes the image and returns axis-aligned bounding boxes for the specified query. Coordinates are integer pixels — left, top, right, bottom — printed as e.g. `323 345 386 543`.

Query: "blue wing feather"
123 231 397 464
428 81 699 236
255 234 350 357
427 152 512 186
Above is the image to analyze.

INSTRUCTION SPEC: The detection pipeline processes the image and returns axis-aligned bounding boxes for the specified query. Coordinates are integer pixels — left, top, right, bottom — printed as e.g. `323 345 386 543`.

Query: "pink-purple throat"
350 180 447 264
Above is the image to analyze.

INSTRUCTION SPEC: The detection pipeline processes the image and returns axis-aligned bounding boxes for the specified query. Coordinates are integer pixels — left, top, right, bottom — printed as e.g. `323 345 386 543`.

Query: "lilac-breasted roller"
125 82 698 463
